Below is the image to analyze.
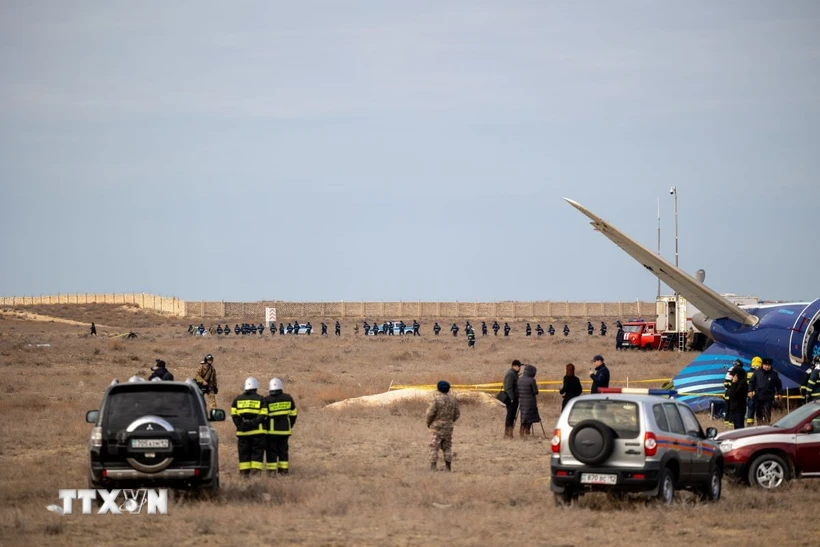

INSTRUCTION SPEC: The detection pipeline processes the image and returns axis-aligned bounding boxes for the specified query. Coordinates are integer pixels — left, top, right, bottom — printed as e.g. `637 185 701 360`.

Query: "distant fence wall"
1 295 655 319
183 300 654 319
0 294 185 316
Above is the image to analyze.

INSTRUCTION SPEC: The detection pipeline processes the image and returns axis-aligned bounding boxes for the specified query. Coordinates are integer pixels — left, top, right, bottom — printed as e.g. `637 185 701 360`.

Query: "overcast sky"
1 1 818 303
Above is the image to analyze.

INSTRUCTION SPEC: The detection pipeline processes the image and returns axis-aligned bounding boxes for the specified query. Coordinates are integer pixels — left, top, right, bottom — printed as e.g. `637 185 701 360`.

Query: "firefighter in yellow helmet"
745 356 763 425
264 378 298 476
231 377 267 476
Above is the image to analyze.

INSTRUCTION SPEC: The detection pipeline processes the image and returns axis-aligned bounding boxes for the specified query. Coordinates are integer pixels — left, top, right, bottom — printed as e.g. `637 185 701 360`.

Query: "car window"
678 405 704 437
567 399 640 439
811 417 820 433
662 403 686 435
104 387 199 431
653 404 670 432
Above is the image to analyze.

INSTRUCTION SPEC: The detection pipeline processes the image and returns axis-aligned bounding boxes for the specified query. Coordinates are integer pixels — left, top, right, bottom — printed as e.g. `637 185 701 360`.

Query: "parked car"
86 377 225 495
368 321 414 335
550 393 722 505
716 400 820 489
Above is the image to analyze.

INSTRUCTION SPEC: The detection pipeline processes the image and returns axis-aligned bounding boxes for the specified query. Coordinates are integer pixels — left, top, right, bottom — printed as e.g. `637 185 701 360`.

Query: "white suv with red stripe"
550 394 723 505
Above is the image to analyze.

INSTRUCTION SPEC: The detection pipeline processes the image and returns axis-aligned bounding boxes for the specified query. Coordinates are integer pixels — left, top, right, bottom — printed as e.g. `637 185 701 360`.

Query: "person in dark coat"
90 322 97 336
726 366 748 429
563 324 570 336
749 358 783 425
548 324 555 336
589 355 610 394
433 322 441 336
481 321 488 336
516 364 540 437
615 326 624 350
559 363 583 410
600 322 607 336
525 323 532 337
492 321 500 336
503 322 511 337
502 360 522 439
587 321 594 335
536 324 544 337
148 359 174 381
335 321 341 336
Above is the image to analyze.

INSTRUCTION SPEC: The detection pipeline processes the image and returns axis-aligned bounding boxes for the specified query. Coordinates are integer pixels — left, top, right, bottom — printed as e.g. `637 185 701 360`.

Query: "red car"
716 401 820 489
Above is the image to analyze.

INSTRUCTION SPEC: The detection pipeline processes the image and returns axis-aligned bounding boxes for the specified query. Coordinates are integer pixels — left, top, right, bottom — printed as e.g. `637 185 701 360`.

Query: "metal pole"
657 198 661 299
672 186 680 350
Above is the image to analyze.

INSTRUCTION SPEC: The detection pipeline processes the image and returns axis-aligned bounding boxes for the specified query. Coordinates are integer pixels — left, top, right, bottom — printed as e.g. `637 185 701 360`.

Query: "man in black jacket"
589 355 610 394
726 367 748 429
749 358 782 425
502 360 522 439
148 359 174 381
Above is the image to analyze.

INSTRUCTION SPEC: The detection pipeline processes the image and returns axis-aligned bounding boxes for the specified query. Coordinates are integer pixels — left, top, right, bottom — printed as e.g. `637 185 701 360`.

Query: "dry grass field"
0 304 817 546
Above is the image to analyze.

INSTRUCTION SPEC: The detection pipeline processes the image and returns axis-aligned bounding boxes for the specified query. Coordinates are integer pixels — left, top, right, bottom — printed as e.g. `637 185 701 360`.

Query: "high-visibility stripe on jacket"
264 393 297 436
231 392 267 436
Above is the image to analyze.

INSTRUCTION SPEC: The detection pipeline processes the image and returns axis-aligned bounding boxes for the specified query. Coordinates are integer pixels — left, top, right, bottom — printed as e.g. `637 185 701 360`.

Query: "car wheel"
656 467 675 505
568 420 615 465
748 454 789 489
697 466 722 502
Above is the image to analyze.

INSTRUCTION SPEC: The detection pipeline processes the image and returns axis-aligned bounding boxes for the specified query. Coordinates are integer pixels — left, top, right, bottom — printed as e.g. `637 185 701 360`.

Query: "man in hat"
502 360 522 438
148 359 174 381
589 355 610 394
426 380 460 472
749 357 782 425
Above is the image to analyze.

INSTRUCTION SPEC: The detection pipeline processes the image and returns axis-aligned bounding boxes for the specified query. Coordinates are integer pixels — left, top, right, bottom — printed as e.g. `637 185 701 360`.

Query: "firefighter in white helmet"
264 378 298 476
231 377 267 476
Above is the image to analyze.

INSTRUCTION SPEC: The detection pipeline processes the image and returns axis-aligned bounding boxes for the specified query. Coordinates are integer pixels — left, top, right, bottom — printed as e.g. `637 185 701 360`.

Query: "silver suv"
550 394 723 505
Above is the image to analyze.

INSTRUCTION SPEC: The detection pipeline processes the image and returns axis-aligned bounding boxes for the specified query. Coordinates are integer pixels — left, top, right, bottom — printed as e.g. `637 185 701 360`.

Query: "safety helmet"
244 377 259 391
751 356 763 368
269 378 283 392
201 353 214 364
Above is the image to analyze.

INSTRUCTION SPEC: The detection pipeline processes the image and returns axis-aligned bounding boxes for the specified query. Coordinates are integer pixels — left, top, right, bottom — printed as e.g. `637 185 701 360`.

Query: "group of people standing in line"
499 355 611 438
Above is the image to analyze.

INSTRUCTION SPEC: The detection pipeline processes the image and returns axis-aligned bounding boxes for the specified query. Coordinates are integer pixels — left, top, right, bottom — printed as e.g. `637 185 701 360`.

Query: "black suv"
86 377 225 494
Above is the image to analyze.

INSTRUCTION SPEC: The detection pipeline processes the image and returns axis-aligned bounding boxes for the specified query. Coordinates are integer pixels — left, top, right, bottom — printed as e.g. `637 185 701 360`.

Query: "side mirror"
86 410 99 424
705 427 718 439
209 409 226 422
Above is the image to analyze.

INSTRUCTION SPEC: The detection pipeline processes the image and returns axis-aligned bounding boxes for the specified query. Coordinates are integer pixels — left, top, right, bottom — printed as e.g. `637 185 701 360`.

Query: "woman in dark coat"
559 363 583 410
516 364 540 436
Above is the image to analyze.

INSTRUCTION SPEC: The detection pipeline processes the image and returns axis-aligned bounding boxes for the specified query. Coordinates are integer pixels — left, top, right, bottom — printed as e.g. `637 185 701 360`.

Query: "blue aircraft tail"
673 343 802 411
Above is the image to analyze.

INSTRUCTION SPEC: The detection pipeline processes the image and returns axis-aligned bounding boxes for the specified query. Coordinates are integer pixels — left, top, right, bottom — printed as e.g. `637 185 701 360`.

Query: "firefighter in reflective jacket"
723 359 743 426
231 377 267 476
264 378 298 475
801 356 820 402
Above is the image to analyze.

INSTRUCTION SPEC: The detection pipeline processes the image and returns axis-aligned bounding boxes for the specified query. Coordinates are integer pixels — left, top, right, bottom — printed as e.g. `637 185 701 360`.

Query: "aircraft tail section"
564 198 758 327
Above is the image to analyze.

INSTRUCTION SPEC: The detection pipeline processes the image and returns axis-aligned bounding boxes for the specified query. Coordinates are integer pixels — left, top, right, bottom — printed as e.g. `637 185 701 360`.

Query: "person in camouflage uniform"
426 380 460 472
195 353 219 411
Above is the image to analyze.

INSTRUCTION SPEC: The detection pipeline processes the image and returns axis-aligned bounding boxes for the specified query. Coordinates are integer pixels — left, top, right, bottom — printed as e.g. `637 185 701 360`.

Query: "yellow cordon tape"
389 377 675 392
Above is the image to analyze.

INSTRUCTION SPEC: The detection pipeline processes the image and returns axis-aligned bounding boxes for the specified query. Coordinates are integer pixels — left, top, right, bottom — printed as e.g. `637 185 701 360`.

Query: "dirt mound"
324 388 503 409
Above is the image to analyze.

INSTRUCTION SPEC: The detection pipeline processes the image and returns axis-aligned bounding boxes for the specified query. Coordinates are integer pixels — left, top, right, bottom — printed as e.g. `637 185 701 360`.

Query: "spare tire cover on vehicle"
568 419 616 465
124 415 175 473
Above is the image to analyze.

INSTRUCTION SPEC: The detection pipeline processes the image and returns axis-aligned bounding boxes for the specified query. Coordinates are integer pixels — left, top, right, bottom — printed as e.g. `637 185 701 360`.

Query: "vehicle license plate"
131 439 169 449
581 473 617 485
